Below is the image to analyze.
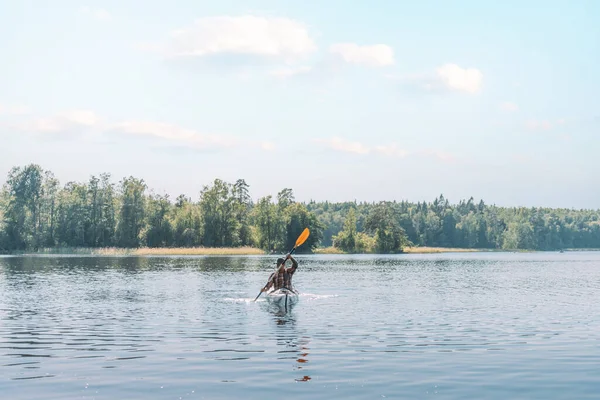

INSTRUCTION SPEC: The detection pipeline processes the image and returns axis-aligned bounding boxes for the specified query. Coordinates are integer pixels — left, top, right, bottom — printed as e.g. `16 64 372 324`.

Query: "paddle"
253 228 310 302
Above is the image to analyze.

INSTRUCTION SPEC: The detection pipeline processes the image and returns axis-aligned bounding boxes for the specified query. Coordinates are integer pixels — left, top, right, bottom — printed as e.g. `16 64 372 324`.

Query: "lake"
1 252 600 399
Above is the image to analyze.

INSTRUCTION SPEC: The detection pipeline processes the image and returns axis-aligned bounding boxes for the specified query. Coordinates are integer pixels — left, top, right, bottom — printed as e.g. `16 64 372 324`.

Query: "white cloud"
424 150 457 163
374 144 408 158
0 104 29 115
11 110 99 133
59 110 98 126
329 43 395 67
436 64 483 94
163 15 317 63
110 120 238 150
8 110 277 152
500 102 518 112
526 119 553 130
314 137 457 163
261 141 276 151
388 63 483 95
80 7 111 21
313 137 370 155
269 66 313 78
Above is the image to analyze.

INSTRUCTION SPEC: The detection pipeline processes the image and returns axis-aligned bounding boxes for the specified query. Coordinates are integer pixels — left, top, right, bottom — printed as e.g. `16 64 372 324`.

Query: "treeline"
0 164 322 253
310 196 600 252
0 164 599 253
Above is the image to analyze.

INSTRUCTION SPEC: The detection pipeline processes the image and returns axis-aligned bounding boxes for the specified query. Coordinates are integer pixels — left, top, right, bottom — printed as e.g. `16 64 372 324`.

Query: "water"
1 252 600 399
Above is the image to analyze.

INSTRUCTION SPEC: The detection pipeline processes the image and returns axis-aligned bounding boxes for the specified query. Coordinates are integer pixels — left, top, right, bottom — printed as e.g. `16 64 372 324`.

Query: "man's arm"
262 272 275 292
287 255 298 273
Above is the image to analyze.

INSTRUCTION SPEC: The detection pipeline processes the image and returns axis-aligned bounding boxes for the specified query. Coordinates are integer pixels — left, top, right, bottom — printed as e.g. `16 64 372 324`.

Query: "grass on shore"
17 246 266 256
403 246 481 254
11 246 591 257
313 247 345 254
314 246 483 254
126 246 265 256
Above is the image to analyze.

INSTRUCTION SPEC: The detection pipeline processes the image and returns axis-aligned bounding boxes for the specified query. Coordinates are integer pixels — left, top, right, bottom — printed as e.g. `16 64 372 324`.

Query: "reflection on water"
2 253 600 399
263 304 312 383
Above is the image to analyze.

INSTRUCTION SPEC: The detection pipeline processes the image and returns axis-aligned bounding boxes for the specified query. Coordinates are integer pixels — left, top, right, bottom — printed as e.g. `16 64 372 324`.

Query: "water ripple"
2 253 600 399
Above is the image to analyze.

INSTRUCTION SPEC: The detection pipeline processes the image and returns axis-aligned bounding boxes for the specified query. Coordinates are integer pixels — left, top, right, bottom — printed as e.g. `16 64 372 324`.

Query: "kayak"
266 288 299 308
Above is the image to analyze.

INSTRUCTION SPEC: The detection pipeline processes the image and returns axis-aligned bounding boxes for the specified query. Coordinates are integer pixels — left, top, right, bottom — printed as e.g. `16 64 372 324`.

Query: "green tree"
365 202 410 253
143 193 173 247
98 173 116 247
2 164 46 249
199 179 239 247
172 195 202 246
56 182 89 247
116 177 147 247
252 195 281 252
233 179 253 246
282 202 324 253
333 208 358 252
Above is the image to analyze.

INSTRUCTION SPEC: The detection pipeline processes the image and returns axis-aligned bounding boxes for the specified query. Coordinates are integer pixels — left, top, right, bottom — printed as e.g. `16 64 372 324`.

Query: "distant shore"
314 246 487 254
5 246 592 256
8 246 266 256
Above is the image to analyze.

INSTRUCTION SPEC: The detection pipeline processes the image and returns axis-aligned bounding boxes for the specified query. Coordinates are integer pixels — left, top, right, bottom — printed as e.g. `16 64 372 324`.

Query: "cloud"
260 141 276 151
500 102 518 112
10 110 99 134
314 137 457 164
7 109 279 153
526 120 552 130
526 119 561 131
157 15 316 64
313 137 370 155
373 144 409 158
0 104 29 115
329 43 394 67
109 121 238 150
269 66 313 78
390 63 483 95
422 149 457 163
436 64 483 94
79 7 111 21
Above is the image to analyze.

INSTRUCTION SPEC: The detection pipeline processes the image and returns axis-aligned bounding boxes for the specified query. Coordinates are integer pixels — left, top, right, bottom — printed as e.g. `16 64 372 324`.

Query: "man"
261 254 298 293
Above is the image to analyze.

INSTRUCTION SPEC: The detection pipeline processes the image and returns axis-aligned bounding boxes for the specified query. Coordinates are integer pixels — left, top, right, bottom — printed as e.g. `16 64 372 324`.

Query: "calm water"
1 252 600 399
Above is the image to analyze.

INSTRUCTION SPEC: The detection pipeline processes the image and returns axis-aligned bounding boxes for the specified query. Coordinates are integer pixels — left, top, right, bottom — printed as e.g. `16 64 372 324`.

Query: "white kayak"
266 288 299 307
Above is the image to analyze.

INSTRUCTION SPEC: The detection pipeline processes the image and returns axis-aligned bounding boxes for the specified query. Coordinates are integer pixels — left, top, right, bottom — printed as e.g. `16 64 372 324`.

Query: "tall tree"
98 173 116 247
333 208 357 252
56 182 89 247
233 179 253 246
144 193 173 247
199 179 239 247
365 202 410 253
116 177 147 248
2 164 46 249
172 195 202 246
252 195 281 252
282 202 324 253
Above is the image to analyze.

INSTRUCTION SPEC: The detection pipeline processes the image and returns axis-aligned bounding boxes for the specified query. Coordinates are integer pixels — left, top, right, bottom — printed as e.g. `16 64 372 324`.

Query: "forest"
1 164 599 253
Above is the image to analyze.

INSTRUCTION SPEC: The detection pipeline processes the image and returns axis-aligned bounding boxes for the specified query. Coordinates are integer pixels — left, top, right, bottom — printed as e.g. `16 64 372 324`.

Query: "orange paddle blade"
295 228 310 248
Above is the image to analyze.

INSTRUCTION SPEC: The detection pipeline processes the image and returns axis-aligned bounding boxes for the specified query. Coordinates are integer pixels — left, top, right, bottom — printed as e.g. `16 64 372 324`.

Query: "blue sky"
1 0 598 208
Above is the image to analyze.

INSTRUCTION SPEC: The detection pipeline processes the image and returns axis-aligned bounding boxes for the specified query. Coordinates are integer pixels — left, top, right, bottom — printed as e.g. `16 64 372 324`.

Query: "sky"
1 0 599 208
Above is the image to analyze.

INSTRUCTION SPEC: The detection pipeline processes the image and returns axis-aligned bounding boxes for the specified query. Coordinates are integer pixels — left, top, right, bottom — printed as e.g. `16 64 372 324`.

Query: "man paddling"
261 254 298 293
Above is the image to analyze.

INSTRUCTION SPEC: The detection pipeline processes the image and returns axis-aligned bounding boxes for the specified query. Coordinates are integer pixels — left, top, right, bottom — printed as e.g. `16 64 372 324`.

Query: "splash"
299 293 338 301
222 297 261 304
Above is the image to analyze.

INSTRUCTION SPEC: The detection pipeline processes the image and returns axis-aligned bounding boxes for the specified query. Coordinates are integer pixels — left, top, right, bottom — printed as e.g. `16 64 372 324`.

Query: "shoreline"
314 246 493 254
4 246 596 256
